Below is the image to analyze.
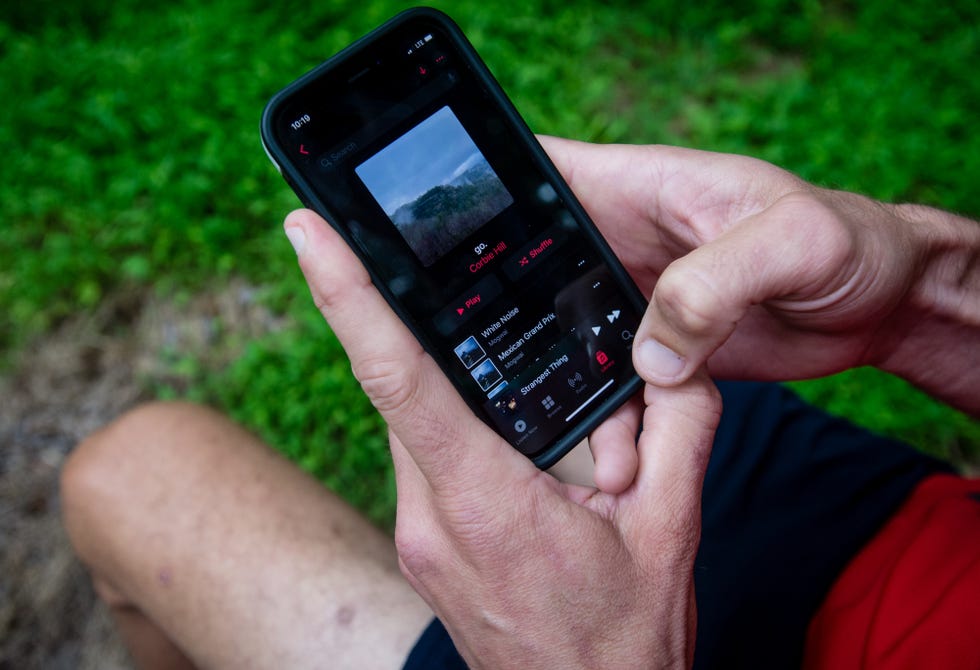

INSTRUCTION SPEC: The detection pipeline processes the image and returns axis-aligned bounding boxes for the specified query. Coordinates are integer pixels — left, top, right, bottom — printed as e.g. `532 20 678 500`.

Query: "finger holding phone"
263 9 648 473
286 207 720 670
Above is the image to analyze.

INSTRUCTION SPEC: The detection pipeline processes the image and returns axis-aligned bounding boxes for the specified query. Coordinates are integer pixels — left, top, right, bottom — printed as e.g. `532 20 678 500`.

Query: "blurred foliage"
153 303 397 526
788 370 980 467
2 0 977 522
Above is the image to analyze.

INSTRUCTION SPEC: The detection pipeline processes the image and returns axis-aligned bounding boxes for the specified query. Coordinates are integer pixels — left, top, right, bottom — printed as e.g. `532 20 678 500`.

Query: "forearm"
875 203 980 416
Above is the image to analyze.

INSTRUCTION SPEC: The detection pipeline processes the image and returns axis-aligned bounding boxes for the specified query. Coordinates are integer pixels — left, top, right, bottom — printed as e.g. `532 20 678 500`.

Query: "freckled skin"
337 605 355 627
61 402 431 670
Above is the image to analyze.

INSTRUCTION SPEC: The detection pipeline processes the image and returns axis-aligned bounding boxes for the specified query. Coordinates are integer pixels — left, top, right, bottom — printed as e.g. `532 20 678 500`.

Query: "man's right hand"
542 138 980 415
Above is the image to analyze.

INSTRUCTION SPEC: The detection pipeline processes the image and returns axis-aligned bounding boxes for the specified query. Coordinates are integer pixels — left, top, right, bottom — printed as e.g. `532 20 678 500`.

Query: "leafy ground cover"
2 0 978 527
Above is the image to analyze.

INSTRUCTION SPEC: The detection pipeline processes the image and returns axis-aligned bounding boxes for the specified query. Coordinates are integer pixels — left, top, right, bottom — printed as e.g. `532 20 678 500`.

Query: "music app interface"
274 19 641 458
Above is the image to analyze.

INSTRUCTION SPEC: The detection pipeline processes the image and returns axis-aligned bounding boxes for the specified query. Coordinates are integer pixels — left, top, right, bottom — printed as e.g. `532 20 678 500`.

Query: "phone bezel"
260 7 646 468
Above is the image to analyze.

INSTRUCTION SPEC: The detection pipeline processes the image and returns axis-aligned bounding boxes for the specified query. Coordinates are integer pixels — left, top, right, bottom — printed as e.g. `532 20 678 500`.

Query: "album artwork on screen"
355 106 513 266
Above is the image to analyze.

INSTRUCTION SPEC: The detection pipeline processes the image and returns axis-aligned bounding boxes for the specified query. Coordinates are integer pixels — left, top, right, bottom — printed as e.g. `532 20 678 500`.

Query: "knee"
63 402 182 509
60 401 211 561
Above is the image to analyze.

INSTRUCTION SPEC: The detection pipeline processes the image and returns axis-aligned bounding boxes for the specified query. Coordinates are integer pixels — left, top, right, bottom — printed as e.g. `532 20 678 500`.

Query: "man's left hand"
286 208 721 669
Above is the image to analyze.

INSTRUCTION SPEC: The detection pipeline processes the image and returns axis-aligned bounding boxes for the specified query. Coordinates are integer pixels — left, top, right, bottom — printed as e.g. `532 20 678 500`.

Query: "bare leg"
61 402 431 669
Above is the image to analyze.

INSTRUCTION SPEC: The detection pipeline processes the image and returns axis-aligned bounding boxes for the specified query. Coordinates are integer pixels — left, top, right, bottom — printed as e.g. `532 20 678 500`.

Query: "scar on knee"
336 605 355 627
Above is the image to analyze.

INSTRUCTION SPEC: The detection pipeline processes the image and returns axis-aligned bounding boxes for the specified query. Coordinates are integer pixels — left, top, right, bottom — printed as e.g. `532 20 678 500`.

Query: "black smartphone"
261 7 645 468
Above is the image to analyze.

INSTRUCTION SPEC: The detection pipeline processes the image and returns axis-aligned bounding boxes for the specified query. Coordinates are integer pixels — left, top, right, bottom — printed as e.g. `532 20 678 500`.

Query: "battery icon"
424 34 432 42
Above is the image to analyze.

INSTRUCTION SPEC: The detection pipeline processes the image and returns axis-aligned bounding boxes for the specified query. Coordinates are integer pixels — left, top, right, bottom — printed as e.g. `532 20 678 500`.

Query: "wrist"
875 203 980 415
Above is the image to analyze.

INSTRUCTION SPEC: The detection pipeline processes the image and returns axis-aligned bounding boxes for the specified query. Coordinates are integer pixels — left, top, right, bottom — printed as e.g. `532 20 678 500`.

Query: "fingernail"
284 225 305 255
636 339 686 382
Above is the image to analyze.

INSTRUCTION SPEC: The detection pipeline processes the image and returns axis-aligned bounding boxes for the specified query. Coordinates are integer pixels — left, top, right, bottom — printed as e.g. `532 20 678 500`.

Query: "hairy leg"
61 402 431 669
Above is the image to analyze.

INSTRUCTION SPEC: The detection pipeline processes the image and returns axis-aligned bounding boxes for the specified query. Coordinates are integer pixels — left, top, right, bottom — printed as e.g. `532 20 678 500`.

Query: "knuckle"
310 271 374 327
393 520 439 580
653 265 731 338
310 282 345 318
351 352 420 415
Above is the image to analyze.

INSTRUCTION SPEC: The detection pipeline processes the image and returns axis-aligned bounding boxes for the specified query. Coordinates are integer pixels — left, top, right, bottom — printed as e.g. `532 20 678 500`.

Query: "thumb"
632 369 721 512
631 241 746 386
632 193 832 385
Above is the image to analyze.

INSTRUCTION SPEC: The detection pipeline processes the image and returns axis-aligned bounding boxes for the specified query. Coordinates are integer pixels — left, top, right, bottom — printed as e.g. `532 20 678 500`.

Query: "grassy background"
2 0 977 526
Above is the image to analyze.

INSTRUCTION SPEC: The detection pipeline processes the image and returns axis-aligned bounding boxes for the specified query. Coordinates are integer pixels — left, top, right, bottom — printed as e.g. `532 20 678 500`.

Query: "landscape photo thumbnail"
356 106 513 266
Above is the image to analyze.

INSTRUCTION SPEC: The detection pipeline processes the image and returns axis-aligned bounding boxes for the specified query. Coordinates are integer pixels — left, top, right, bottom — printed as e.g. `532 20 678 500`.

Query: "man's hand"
542 138 980 415
285 209 721 669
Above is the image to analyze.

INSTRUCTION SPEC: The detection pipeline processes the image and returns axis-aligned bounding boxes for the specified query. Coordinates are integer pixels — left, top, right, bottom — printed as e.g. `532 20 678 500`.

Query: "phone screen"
263 10 645 466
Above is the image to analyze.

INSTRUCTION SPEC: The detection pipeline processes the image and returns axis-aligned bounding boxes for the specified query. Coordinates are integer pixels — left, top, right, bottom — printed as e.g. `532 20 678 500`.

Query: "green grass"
2 0 978 525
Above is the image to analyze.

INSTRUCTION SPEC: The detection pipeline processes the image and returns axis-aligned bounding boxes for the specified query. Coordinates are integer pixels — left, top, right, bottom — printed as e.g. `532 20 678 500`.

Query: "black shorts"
402 381 951 670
